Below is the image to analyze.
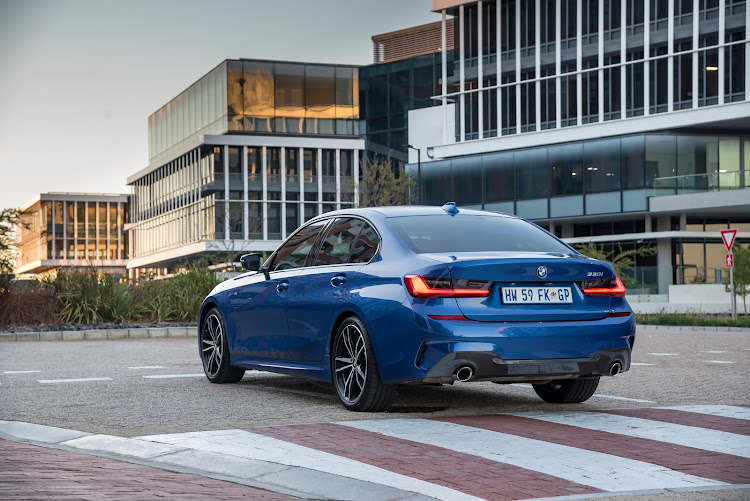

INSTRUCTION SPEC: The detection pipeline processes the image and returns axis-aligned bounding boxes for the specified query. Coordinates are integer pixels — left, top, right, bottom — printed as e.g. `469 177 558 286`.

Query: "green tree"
573 242 657 289
356 158 415 208
0 209 26 275
731 244 750 314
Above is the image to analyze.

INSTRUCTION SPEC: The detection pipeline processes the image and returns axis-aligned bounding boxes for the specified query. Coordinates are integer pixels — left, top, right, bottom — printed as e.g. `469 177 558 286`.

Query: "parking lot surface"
1 326 748 500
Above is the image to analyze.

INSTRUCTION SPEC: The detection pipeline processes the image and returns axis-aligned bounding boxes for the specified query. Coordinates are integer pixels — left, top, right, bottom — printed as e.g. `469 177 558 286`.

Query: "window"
350 223 380 263
314 218 364 266
674 41 693 110
649 45 668 114
271 220 327 271
549 144 583 196
390 215 573 254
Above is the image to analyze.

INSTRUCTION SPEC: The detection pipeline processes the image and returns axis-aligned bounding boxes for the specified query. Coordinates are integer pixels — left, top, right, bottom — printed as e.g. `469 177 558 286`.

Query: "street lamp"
406 144 422 205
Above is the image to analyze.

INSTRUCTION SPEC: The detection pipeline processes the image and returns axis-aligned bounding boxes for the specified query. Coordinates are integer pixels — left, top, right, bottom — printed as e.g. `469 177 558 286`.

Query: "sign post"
721 229 737 320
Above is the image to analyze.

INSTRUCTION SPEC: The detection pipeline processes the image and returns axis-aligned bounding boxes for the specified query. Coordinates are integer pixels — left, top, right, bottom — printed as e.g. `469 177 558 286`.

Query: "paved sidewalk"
0 438 296 500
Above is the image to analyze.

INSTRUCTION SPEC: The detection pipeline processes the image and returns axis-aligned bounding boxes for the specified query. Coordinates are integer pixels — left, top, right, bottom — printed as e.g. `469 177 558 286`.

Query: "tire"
332 316 397 412
532 377 600 404
200 307 245 384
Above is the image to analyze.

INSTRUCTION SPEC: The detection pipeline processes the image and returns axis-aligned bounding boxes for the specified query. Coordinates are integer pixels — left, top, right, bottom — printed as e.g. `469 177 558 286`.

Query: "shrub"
0 278 58 328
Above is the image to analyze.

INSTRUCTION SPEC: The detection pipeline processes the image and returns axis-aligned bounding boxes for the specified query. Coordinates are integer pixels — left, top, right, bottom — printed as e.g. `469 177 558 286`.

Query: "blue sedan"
198 204 635 412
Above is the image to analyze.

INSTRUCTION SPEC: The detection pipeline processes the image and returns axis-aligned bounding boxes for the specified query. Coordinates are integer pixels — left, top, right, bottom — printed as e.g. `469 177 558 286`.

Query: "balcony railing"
651 171 749 197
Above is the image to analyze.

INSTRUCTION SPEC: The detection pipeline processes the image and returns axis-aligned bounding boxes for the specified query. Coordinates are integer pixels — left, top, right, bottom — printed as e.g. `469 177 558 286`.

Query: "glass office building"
127 60 364 276
409 0 749 294
15 193 129 278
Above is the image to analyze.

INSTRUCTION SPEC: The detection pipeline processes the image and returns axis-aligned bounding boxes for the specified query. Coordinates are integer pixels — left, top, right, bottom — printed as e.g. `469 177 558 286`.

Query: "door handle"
276 280 290 292
330 274 347 287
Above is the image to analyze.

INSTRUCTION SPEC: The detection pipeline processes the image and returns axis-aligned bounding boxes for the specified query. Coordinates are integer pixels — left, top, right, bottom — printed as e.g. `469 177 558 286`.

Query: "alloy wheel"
334 323 368 403
201 313 223 378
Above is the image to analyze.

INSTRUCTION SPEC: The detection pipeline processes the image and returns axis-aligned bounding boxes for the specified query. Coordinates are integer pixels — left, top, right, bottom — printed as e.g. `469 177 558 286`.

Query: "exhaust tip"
609 362 622 376
455 366 474 382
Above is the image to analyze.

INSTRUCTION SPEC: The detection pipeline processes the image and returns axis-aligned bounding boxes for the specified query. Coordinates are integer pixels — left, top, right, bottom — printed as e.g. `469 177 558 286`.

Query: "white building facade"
409 0 750 296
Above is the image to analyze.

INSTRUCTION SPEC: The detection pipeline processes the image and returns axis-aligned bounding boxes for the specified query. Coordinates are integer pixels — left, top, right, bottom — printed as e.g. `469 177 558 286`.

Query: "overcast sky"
0 0 438 209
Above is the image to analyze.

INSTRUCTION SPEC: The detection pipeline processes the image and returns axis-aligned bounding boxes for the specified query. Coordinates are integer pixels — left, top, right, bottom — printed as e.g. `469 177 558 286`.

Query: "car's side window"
314 218 364 266
349 222 380 263
271 220 328 271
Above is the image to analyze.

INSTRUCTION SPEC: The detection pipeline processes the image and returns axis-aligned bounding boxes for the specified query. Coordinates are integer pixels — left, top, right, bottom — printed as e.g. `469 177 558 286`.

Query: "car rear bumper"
411 347 630 384
367 305 636 384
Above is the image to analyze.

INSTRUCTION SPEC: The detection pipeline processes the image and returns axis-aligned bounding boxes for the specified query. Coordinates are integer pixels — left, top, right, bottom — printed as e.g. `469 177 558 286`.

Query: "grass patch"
636 313 750 328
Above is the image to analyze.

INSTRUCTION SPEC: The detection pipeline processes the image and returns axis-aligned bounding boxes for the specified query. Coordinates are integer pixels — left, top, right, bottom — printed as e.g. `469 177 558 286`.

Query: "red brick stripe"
252 423 600 501
0 439 294 500
434 414 750 485
600 408 750 436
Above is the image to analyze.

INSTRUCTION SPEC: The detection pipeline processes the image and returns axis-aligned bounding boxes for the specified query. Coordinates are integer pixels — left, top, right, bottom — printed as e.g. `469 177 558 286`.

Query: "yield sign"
721 229 737 252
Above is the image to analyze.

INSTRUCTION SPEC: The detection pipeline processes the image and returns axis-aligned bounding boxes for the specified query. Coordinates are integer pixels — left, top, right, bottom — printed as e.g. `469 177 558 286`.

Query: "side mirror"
240 253 263 272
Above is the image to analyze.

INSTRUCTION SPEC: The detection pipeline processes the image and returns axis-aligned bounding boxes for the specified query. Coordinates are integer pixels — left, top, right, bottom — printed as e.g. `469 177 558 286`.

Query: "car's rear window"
390 215 574 254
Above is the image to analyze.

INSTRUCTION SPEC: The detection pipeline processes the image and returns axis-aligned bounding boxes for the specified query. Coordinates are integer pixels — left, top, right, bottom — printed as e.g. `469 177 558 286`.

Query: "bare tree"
356 158 416 208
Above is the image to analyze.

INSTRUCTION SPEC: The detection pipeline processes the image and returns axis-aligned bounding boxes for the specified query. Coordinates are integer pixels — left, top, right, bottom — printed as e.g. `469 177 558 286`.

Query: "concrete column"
576 0 582 124
317 148 323 215
620 0 627 117
657 238 672 294
243 146 249 240
667 0 675 113
223 145 229 241
478 1 484 138
262 146 268 241
718 0 726 105
644 0 650 115
354 150 360 207
693 0 699 109
335 148 341 209
555 0 561 128
535 0 541 131
515 0 521 133
460 4 466 141
281 146 287 238
442 9 449 143
598 0 604 122
496 0 502 134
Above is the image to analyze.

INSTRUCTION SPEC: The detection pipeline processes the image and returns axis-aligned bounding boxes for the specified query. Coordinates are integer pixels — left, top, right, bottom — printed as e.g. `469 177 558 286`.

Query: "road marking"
3 370 41 374
338 418 724 492
142 373 206 379
37 377 112 384
138 429 482 501
659 405 750 421
511 411 750 459
591 394 656 403
703 360 735 364
648 353 678 356
703 351 728 354
128 366 165 370
630 362 654 366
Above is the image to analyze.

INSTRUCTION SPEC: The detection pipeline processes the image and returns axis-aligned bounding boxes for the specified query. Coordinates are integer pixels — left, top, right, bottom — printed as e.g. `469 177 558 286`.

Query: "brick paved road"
3 404 749 500
0 439 295 500
1 327 749 499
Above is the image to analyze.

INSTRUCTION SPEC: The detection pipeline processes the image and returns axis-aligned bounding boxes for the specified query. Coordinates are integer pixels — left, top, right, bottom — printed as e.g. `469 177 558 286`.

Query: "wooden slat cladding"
372 20 455 64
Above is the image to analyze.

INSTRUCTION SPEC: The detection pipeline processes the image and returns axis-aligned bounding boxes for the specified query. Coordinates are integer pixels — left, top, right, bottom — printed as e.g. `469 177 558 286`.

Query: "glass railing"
651 171 748 197
624 265 731 295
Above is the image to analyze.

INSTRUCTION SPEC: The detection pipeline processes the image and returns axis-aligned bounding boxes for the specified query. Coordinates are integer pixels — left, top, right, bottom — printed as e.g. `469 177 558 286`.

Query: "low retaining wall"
0 326 196 342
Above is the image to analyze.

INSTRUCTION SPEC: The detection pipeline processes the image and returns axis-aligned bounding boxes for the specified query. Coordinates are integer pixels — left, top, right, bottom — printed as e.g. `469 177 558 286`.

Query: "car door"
230 219 328 359
286 217 369 362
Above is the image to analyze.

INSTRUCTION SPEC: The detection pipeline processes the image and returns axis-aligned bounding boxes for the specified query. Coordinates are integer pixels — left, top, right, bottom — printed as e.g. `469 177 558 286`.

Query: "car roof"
318 205 516 219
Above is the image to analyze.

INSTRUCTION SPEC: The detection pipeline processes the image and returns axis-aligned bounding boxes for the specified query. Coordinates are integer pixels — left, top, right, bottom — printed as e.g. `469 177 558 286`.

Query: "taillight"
581 277 626 297
404 275 491 298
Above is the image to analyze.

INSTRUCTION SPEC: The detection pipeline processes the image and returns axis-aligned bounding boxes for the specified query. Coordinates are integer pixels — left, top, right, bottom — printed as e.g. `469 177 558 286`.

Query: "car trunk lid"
423 252 614 322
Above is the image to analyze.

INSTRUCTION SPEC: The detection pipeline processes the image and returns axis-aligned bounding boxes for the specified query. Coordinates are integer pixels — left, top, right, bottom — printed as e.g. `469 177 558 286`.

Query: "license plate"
502 287 573 304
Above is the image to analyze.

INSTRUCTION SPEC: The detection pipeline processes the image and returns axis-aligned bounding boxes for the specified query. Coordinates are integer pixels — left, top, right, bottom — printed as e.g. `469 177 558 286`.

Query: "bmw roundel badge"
537 266 548 279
